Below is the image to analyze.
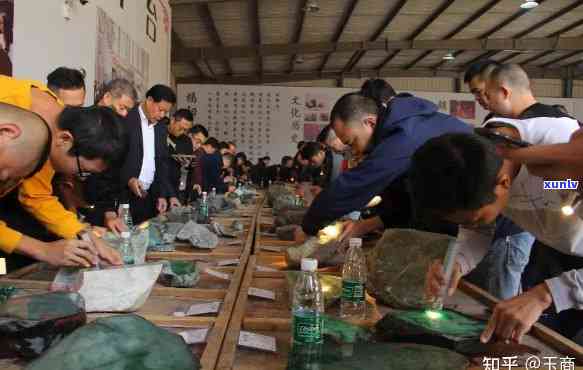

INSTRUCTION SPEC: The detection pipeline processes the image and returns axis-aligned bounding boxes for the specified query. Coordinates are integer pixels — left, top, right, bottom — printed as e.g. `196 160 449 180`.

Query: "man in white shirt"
120 85 180 224
409 64 583 344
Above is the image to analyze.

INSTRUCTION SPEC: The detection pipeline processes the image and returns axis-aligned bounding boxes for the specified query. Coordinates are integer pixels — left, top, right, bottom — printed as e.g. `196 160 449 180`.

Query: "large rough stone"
273 194 303 214
267 183 293 207
177 221 219 249
25 315 200 370
276 225 297 241
286 341 468 370
50 263 163 313
366 229 454 309
0 292 86 359
285 237 345 267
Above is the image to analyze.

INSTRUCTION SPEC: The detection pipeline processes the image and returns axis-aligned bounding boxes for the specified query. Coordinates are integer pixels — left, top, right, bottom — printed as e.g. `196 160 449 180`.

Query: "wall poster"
0 0 13 76
95 7 150 101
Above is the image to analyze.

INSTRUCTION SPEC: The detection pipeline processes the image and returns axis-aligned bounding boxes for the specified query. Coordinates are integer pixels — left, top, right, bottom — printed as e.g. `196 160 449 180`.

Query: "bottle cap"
349 238 362 248
202 192 207 196
121 231 131 238
301 258 318 272
121 203 130 209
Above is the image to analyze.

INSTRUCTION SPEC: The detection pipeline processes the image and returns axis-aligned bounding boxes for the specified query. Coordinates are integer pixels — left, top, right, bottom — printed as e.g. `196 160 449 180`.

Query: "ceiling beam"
405 0 502 69
172 30 206 78
517 19 583 66
377 0 456 71
288 0 308 73
341 0 407 73
318 0 359 72
249 0 262 75
432 0 550 70
198 3 232 75
176 66 568 85
173 36 583 62
540 50 583 69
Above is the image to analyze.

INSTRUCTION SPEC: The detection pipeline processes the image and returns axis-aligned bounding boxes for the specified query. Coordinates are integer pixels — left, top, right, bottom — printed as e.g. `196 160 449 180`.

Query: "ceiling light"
442 52 455 61
520 1 539 9
303 0 320 13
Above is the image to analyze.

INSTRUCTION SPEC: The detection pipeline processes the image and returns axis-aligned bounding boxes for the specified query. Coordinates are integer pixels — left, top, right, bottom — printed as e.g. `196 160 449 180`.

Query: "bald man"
0 75 122 271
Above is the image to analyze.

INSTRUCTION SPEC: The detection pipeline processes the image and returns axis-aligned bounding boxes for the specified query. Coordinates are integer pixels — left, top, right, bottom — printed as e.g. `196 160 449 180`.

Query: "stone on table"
231 220 244 232
0 292 86 358
276 225 297 241
177 221 219 249
322 315 372 344
267 183 294 207
285 237 344 267
25 315 200 370
286 341 468 370
0 285 17 304
274 209 307 228
366 228 454 309
159 260 200 288
50 263 163 313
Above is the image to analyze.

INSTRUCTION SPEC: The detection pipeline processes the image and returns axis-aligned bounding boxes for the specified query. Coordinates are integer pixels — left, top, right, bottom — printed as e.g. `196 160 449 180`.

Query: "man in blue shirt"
298 92 472 240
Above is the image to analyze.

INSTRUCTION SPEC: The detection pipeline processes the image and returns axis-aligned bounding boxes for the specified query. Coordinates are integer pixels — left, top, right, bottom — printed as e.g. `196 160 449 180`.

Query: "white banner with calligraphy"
177 84 352 163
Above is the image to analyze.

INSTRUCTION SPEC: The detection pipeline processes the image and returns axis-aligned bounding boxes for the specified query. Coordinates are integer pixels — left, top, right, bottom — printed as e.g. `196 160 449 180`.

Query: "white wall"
12 0 171 104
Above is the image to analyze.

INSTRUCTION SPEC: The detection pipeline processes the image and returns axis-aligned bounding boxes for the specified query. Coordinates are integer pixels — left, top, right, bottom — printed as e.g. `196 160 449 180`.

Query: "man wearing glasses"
0 75 123 271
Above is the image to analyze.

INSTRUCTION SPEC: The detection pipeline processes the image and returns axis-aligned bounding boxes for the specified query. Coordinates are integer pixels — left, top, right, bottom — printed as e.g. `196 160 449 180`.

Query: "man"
0 76 124 271
46 67 86 107
461 61 535 300
67 78 139 233
166 109 194 201
227 141 237 155
120 84 179 224
187 124 209 198
201 137 234 194
317 124 349 183
218 142 230 155
411 65 583 344
298 92 471 242
96 78 138 118
300 141 331 190
278 156 295 182
464 60 500 114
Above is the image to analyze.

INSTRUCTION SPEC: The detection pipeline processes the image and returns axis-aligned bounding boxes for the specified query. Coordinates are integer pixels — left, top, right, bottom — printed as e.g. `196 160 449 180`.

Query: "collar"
139 104 156 126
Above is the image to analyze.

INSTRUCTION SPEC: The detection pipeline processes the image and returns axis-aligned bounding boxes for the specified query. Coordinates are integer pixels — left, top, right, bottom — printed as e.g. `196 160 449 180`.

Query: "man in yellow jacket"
0 75 122 271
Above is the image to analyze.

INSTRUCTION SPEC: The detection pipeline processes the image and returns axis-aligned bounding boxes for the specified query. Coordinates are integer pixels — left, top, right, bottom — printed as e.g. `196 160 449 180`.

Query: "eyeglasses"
75 149 92 179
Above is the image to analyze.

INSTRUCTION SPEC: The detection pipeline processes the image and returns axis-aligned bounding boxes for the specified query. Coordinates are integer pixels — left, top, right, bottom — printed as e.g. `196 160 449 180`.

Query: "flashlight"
432 240 461 311
562 194 582 216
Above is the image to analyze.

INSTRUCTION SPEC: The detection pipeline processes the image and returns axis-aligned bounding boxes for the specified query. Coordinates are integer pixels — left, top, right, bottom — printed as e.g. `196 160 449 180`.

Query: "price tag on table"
179 328 210 344
205 268 232 280
261 245 282 252
227 240 243 246
255 265 278 272
248 287 275 300
217 258 240 266
238 331 277 352
174 301 221 317
0 258 5 275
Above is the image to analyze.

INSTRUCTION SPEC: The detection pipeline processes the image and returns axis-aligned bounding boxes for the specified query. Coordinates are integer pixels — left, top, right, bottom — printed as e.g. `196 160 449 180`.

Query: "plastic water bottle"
210 187 217 201
119 204 133 230
292 258 324 347
120 231 134 265
179 167 188 191
198 192 209 224
340 238 367 319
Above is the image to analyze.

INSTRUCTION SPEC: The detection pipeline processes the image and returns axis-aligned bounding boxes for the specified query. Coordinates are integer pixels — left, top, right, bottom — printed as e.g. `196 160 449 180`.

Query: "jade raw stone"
285 272 342 308
286 341 468 370
159 261 200 288
25 315 200 370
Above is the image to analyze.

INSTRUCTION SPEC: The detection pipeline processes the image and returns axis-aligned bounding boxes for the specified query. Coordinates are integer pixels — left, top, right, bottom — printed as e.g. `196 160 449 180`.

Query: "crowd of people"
2 60 583 347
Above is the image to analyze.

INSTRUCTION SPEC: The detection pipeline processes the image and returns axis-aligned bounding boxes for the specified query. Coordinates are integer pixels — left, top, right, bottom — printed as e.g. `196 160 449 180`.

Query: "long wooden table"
0 195 265 370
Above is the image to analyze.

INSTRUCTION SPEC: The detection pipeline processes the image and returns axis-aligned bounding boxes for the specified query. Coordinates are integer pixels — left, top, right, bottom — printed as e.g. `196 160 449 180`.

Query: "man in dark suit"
120 85 179 224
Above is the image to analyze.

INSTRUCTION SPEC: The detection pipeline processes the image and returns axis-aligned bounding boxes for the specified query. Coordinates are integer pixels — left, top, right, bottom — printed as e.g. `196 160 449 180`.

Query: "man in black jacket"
166 109 194 201
120 85 179 224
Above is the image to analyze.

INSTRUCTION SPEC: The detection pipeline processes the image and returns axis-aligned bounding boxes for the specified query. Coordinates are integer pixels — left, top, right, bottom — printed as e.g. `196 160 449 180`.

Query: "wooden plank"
199 195 265 370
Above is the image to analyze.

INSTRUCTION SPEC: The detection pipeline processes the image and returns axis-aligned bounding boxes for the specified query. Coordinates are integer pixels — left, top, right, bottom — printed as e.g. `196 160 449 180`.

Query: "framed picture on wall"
0 0 13 76
450 100 476 120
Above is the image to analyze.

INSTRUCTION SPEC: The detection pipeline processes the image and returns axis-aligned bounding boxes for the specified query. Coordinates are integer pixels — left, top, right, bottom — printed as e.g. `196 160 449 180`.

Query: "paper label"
176 301 221 316
292 312 323 344
342 280 365 303
0 258 5 275
255 265 278 272
205 268 232 280
248 287 276 300
217 258 240 266
261 245 282 252
238 331 277 352
179 328 210 344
